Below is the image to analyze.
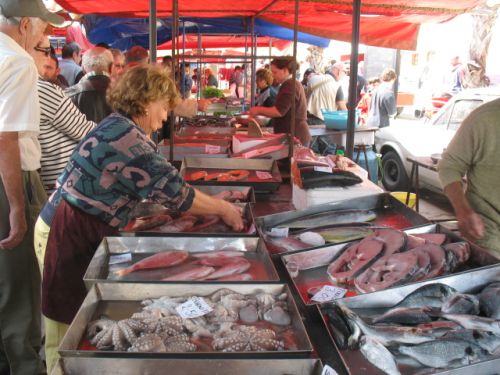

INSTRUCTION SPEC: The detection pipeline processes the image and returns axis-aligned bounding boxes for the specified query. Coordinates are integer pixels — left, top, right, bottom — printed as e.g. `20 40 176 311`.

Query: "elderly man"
65 46 113 123
306 73 347 124
0 0 62 374
110 47 125 82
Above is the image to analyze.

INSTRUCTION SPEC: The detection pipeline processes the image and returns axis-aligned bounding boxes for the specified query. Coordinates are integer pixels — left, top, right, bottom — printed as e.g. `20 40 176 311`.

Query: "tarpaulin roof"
55 0 483 50
84 16 330 50
157 35 291 51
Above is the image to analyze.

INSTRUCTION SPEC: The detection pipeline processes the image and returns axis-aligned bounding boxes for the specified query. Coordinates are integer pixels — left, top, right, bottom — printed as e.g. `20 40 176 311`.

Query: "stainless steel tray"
281 224 499 305
52 358 323 375
59 283 313 358
180 157 282 192
83 236 279 289
121 203 256 237
319 265 500 375
256 193 429 255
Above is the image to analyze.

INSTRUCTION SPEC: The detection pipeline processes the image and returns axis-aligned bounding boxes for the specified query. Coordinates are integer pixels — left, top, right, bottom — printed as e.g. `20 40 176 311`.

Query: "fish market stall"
256 194 429 255
281 224 499 305
83 236 279 287
320 265 500 374
51 358 324 375
59 283 313 358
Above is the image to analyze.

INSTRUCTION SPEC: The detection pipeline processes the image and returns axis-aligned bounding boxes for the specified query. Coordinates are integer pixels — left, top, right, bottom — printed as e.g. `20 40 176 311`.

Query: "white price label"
176 297 213 319
256 171 273 180
311 285 347 303
314 166 333 173
205 144 221 154
109 253 132 265
269 227 289 238
321 365 339 375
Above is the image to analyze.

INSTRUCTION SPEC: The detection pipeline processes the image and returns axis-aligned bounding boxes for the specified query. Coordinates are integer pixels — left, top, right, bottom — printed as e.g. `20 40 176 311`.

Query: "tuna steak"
412 233 448 246
115 251 189 276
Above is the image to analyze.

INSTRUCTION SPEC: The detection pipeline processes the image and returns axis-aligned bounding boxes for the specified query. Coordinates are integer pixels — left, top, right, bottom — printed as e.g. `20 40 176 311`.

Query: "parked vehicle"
375 87 500 192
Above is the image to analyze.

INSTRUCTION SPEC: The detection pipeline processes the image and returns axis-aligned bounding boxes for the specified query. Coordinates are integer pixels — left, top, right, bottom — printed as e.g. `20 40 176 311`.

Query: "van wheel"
381 151 410 191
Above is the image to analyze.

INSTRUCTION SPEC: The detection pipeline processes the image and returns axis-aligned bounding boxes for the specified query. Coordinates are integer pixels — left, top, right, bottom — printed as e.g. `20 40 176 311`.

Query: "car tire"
381 151 410 191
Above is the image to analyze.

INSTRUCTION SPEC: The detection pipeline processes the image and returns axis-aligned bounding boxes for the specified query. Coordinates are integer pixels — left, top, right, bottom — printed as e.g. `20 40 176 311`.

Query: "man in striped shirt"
31 36 95 194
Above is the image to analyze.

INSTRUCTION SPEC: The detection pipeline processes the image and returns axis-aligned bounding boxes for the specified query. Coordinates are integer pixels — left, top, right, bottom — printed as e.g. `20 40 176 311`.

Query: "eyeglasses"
34 46 51 57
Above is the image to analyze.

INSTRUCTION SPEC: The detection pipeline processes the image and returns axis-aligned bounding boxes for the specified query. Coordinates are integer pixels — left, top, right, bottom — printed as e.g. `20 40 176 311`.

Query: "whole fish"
441 293 480 315
114 251 189 276
265 235 311 253
398 339 486 368
359 336 401 375
393 283 456 308
161 266 215 281
439 313 500 335
336 302 435 347
191 250 244 258
274 209 377 229
203 258 251 280
441 329 500 354
317 226 374 244
323 304 353 350
479 282 500 319
372 307 434 325
217 273 253 281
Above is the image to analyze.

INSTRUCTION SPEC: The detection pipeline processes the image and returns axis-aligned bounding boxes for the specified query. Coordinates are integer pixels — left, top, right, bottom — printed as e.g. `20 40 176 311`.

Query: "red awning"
54 0 483 50
158 35 290 51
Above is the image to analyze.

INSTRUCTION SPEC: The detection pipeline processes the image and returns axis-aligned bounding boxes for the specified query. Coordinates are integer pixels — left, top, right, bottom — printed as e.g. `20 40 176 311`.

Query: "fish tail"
114 266 134 277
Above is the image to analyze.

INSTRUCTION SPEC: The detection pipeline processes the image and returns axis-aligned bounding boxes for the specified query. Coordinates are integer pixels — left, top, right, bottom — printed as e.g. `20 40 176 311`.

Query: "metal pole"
243 22 249 105
197 27 202 100
169 0 179 162
288 0 299 160
250 17 256 107
394 49 401 106
346 0 361 159
149 0 157 62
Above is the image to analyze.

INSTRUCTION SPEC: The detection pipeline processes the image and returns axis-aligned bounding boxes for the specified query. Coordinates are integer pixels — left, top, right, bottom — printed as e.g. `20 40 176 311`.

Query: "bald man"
65 46 113 122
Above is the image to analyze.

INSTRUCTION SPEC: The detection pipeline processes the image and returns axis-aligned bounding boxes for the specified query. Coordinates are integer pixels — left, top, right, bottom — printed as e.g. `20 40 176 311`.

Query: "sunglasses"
34 46 51 57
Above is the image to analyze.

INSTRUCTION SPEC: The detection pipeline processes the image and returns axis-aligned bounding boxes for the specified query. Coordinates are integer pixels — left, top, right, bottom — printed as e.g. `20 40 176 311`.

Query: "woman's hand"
219 200 244 232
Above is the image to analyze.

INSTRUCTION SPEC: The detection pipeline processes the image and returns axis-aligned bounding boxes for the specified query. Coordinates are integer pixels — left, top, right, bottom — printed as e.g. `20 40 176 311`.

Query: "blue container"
321 109 359 130
353 146 379 184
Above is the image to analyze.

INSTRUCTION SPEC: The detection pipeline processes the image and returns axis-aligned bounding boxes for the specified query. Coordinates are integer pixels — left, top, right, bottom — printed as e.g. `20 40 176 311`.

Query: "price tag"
205 144 221 154
314 166 333 173
269 227 289 238
109 253 132 265
321 365 339 375
311 285 347 303
256 171 273 180
176 297 213 319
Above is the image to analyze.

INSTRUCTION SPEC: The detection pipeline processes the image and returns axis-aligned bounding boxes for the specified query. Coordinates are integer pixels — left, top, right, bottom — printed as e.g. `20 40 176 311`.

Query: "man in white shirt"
0 0 62 373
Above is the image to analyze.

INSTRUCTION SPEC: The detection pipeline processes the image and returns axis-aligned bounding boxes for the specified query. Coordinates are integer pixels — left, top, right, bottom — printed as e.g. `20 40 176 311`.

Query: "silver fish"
359 336 401 375
274 209 377 229
442 293 480 315
372 307 434 325
479 282 500 319
394 283 456 308
441 329 500 354
398 339 486 368
439 313 500 335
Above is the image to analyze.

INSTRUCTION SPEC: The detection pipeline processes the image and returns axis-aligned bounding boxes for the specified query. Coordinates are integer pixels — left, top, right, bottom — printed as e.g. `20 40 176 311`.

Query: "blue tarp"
84 16 330 50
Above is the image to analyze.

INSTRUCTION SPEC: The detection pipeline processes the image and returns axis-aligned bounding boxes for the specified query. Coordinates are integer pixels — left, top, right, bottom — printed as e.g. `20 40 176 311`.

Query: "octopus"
131 312 184 336
87 318 148 351
128 333 166 353
212 325 284 352
165 333 197 352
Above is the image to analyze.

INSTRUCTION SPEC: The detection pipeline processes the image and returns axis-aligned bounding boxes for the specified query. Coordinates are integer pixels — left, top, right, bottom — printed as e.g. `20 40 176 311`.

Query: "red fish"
114 251 189 276
203 258 251 280
217 273 253 281
161 266 215 281
191 250 244 259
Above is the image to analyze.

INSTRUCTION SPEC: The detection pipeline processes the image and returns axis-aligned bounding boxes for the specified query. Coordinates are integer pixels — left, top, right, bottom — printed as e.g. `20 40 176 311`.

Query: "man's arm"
0 132 27 249
443 181 484 241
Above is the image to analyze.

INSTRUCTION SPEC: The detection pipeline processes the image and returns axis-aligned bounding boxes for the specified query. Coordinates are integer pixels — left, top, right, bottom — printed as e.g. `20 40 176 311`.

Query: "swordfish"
273 209 377 229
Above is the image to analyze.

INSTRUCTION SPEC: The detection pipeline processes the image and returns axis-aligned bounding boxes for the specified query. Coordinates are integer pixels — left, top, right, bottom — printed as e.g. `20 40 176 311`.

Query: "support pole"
169 0 179 162
148 0 157 62
250 17 257 107
288 0 299 160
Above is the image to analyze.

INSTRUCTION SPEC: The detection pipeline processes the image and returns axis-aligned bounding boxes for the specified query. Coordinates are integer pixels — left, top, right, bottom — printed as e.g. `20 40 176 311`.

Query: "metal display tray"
281 223 499 305
128 186 256 219
59 283 314 359
52 358 323 375
255 193 430 255
121 202 257 237
319 265 500 375
180 157 282 192
83 236 280 289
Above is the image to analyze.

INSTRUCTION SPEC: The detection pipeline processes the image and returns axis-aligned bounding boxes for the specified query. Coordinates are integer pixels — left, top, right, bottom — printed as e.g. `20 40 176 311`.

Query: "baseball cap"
0 0 64 25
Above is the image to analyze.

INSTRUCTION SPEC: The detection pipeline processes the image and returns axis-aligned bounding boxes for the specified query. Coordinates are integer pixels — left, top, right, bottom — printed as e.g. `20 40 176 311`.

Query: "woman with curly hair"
34 65 243 372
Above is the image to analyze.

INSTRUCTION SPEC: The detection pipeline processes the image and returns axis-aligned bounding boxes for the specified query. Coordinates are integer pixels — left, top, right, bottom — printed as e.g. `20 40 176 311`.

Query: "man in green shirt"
438 98 500 253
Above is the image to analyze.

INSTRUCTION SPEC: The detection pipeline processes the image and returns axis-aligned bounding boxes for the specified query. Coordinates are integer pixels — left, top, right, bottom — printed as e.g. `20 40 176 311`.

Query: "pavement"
417 188 456 222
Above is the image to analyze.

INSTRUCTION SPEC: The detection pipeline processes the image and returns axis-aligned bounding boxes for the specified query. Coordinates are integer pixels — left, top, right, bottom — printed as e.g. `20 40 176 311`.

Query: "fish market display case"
52 358 324 375
83 236 279 288
281 224 499 305
59 283 313 359
319 264 500 375
121 202 257 237
256 193 430 255
180 157 282 193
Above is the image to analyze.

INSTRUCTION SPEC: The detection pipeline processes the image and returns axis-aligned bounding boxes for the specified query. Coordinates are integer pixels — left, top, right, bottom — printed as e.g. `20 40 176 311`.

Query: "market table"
309 125 379 151
406 156 438 212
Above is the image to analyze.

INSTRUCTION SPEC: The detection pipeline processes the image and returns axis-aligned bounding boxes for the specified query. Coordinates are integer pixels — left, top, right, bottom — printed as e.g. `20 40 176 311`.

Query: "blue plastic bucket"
321 109 360 130
353 146 379 184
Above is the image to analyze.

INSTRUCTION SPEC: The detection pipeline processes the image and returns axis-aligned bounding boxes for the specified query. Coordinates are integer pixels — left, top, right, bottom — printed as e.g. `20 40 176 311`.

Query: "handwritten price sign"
311 285 347 303
176 297 213 319
256 171 273 180
205 144 221 154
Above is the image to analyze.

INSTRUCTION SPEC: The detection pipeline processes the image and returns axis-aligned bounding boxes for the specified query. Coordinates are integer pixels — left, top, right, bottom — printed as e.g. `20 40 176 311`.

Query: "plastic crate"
321 109 360 130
